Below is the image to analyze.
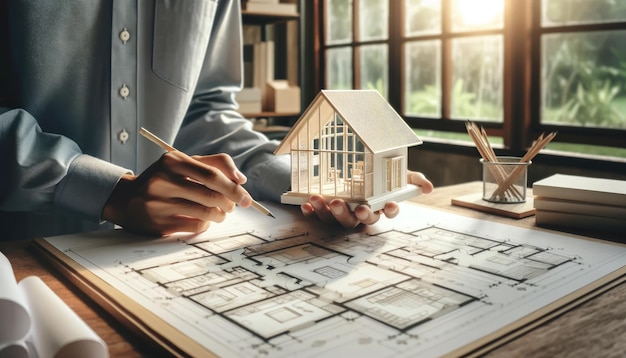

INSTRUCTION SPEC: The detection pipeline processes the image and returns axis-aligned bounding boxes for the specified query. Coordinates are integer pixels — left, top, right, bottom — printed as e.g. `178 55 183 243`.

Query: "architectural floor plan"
42 203 626 357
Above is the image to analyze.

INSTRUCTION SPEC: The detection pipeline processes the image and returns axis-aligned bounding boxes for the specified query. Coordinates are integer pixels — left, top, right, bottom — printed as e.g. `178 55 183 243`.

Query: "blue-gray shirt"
0 0 290 240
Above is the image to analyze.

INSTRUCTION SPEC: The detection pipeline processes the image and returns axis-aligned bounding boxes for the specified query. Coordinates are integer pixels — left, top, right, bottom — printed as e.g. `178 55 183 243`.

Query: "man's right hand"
102 152 252 236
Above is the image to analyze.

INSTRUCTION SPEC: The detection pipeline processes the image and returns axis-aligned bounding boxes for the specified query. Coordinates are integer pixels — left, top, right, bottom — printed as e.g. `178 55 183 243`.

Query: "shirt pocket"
152 0 217 91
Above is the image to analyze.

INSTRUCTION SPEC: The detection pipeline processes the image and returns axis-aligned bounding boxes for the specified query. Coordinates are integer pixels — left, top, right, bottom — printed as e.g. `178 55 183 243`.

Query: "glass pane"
543 0 626 26
359 44 388 98
327 0 353 45
404 0 441 36
358 0 388 41
451 0 504 32
327 47 353 89
451 35 504 121
542 30 626 129
404 40 441 117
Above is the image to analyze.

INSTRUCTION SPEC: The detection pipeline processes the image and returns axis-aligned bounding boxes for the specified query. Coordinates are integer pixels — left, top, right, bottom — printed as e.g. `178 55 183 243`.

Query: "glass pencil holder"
481 156 531 204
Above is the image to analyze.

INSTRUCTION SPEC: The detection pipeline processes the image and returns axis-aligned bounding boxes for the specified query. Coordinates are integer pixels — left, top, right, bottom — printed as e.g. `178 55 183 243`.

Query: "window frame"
312 0 626 158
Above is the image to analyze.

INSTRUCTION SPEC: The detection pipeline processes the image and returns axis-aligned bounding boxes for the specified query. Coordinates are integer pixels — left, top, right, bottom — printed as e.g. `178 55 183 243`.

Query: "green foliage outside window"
542 31 626 129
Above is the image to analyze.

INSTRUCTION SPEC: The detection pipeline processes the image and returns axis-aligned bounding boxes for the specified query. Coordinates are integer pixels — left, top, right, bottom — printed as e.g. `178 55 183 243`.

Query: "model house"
274 90 423 211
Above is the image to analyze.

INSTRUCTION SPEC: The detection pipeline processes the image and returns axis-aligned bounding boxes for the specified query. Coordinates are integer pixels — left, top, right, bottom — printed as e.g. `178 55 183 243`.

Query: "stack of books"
533 174 626 232
242 0 298 15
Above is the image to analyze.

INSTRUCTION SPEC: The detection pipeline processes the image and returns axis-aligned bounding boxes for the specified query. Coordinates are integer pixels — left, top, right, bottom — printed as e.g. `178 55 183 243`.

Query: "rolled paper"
0 340 30 358
0 252 31 344
19 276 108 358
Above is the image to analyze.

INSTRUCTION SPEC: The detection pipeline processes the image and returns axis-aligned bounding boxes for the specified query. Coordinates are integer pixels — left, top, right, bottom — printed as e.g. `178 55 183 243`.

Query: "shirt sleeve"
0 108 130 221
173 0 291 202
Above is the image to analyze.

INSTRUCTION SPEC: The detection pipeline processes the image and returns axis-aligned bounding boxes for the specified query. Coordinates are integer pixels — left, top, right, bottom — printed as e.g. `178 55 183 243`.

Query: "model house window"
319 0 626 159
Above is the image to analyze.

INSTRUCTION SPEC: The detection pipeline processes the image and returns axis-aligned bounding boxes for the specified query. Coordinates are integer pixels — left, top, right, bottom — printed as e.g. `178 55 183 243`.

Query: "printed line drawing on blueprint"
44 203 626 357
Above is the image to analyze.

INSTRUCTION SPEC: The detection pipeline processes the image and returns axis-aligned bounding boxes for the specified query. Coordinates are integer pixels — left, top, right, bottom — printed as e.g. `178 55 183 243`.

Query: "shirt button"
118 129 129 144
119 28 131 44
119 84 130 99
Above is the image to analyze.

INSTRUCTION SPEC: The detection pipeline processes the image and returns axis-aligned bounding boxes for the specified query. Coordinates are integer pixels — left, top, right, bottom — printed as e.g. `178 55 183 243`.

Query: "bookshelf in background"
240 0 301 139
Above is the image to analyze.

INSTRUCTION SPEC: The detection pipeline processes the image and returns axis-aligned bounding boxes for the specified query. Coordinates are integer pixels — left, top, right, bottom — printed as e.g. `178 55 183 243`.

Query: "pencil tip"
268 212 276 219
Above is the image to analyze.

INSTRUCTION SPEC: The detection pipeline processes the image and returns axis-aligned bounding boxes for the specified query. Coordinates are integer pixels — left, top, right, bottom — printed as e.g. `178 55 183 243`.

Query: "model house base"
280 184 422 212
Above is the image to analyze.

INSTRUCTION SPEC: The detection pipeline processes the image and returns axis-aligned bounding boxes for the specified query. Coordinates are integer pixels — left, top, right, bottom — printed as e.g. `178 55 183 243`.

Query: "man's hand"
102 152 252 236
300 171 433 228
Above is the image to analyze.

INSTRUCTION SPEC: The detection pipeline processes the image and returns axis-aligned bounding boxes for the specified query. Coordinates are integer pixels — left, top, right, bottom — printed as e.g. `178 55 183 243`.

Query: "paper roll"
0 252 31 344
19 276 108 358
0 340 30 358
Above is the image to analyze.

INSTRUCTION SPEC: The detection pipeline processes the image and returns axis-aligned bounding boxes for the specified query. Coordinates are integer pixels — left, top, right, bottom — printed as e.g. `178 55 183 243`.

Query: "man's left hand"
300 171 433 228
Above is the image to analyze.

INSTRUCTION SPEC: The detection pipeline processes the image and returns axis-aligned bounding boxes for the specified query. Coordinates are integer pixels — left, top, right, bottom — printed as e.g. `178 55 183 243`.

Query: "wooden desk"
1 181 624 357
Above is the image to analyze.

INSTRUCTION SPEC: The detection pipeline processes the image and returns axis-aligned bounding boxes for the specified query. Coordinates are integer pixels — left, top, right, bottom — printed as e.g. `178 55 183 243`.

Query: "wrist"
102 174 135 224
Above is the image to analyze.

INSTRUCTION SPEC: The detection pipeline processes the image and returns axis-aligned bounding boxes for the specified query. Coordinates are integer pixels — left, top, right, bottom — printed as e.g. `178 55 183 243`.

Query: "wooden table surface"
1 181 624 357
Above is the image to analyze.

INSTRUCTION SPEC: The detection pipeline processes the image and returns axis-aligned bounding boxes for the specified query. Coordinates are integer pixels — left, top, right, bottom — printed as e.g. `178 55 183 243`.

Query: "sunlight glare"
456 0 503 26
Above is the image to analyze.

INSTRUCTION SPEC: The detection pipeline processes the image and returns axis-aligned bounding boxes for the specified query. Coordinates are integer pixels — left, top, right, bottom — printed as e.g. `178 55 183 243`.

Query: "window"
325 0 389 96
318 0 626 159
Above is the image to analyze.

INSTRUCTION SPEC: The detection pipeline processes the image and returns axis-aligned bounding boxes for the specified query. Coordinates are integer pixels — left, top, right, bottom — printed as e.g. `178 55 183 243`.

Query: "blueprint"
43 202 626 357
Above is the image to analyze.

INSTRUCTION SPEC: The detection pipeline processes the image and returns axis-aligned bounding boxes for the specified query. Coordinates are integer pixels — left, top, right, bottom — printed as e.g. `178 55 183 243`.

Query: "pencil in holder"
481 156 531 203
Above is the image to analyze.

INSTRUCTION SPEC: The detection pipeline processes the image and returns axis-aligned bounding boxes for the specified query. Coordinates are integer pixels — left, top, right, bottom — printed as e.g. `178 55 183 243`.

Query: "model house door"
385 156 404 192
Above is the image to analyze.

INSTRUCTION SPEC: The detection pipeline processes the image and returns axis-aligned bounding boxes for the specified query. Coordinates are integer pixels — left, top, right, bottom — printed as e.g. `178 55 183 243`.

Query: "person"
0 1 433 240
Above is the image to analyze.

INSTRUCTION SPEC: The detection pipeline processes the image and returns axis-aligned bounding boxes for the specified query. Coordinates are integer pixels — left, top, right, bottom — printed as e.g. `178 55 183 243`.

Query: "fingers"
302 195 335 223
115 193 220 236
161 151 252 208
148 198 228 223
301 196 377 229
408 171 434 194
300 170 435 230
193 153 248 185
353 205 381 226
329 200 360 228
140 199 227 236
104 152 253 237
145 173 237 214
381 202 400 219
302 196 410 228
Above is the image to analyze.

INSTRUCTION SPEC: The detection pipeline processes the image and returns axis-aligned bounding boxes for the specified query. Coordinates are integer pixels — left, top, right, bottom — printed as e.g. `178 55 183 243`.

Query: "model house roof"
275 90 421 155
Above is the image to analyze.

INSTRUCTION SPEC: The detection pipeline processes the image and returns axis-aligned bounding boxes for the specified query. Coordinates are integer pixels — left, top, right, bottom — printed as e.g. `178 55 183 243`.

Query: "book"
532 174 626 207
242 1 298 15
242 44 255 88
534 197 626 220
535 210 626 232
236 87 262 102
0 251 107 358
264 80 301 113
252 41 274 109
238 102 262 114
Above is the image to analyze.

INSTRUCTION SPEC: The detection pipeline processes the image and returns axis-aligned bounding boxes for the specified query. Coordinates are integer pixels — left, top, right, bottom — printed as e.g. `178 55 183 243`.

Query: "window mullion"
529 0 542 144
388 0 402 110
441 0 452 120
353 0 360 89
504 0 532 151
